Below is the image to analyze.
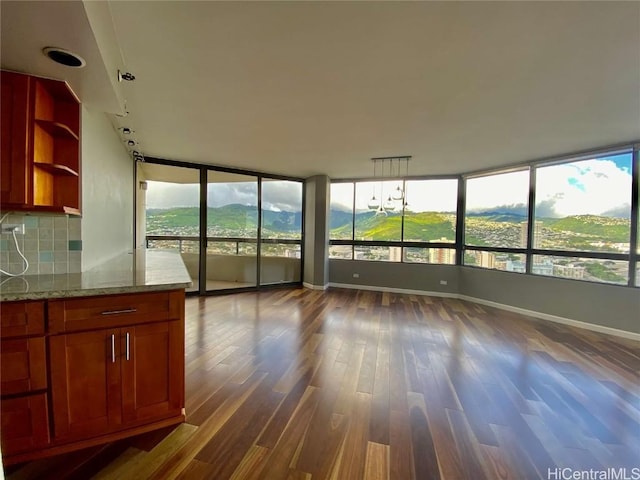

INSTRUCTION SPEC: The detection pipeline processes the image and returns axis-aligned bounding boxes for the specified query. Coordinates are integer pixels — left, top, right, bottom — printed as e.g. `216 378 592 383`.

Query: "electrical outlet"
439 280 448 285
353 273 360 278
1 224 25 235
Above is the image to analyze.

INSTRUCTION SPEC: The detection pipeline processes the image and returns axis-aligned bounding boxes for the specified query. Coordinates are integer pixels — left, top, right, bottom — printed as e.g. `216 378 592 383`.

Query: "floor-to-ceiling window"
138 162 201 293
206 171 259 291
260 179 303 285
139 159 304 294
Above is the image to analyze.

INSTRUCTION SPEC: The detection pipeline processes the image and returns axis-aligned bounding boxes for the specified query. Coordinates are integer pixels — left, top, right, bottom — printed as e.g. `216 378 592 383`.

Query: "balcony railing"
145 235 301 255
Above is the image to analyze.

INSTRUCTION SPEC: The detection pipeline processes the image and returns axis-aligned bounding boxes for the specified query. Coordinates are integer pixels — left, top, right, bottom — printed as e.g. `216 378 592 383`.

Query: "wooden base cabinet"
0 290 185 465
0 300 50 457
50 321 184 442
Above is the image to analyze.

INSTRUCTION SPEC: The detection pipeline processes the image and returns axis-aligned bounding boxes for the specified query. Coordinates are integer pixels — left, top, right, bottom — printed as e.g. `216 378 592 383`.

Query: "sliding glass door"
260 179 303 285
138 162 200 293
206 171 258 291
138 160 304 293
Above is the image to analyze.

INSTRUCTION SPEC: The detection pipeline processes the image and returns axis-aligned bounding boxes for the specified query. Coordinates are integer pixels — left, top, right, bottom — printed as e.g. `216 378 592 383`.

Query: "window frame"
330 142 640 288
329 175 460 264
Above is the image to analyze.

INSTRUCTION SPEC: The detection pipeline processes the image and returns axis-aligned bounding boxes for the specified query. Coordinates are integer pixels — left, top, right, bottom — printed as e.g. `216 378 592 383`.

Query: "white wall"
80 106 134 270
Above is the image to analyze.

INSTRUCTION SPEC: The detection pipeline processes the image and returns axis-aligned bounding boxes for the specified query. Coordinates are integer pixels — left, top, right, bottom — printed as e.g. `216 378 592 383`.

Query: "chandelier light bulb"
392 185 404 201
384 195 396 211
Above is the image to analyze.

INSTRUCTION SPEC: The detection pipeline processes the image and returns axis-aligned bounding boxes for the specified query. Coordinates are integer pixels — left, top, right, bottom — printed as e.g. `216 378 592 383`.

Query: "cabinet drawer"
0 301 45 338
1 392 50 456
48 291 181 333
1 337 47 395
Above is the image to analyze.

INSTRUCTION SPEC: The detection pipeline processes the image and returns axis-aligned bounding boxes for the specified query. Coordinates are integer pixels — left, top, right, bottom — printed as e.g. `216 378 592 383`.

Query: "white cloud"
466 170 529 211
146 181 199 208
331 179 459 213
536 159 631 217
145 180 303 212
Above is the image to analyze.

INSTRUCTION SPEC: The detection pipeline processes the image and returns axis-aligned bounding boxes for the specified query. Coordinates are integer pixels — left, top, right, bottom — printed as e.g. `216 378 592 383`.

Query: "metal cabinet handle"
111 334 116 363
125 332 130 361
101 308 137 316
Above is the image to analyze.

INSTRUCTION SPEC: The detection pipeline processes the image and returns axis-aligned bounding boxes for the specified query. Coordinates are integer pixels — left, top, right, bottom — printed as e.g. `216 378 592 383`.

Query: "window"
404 247 456 264
330 183 354 240
354 181 402 241
207 171 258 290
532 255 628 285
403 179 457 243
139 160 304 293
260 179 303 285
532 152 633 284
534 153 632 253
141 164 201 293
330 146 638 287
329 178 459 264
465 170 529 249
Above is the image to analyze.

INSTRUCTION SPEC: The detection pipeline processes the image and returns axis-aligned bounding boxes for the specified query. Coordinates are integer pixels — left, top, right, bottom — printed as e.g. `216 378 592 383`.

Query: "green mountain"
147 204 301 236
329 210 455 241
147 206 631 249
543 215 630 243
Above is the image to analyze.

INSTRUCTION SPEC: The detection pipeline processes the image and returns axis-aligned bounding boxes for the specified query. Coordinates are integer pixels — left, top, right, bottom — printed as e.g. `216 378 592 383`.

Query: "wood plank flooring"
5 287 640 479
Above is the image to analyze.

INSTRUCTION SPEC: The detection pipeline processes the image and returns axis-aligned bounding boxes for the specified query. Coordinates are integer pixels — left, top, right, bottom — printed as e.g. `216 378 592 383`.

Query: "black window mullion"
628 146 639 286
455 176 465 265
400 179 406 262
526 167 536 274
198 167 207 295
351 181 356 260
257 176 263 288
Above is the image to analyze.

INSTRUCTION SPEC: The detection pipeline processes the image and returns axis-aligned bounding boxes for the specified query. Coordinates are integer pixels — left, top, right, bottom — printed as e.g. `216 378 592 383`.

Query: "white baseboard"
303 282 328 291
325 282 640 341
459 295 640 342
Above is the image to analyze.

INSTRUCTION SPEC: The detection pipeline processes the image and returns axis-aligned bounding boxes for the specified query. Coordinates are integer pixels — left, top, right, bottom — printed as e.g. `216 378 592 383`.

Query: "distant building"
505 260 526 273
429 248 456 265
532 261 554 276
476 251 496 268
521 221 543 248
553 263 585 279
505 259 554 275
389 246 402 262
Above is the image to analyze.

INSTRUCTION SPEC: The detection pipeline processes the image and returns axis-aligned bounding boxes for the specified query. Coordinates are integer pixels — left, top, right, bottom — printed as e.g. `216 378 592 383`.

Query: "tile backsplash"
0 213 82 275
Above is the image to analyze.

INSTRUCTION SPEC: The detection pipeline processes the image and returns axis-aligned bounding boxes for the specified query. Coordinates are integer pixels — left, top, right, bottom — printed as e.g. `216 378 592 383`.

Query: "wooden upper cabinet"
1 71 31 206
0 70 81 215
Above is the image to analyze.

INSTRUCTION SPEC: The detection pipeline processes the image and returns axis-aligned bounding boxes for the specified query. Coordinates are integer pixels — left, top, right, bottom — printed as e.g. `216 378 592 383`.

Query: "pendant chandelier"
368 156 411 216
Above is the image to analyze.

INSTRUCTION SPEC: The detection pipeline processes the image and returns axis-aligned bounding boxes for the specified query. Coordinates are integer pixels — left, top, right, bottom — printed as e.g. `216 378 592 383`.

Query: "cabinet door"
50 329 122 441
0 71 31 207
121 321 184 425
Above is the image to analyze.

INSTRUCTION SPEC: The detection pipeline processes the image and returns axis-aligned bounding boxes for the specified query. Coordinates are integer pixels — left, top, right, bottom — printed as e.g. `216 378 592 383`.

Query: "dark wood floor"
6 287 640 479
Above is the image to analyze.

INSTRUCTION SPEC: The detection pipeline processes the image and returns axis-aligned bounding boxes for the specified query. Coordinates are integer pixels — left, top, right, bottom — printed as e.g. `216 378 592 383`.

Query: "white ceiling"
2 1 639 179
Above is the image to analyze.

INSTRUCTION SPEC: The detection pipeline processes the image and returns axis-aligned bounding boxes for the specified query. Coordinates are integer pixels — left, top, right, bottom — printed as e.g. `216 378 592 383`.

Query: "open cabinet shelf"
1 71 81 214
33 162 79 177
34 119 79 141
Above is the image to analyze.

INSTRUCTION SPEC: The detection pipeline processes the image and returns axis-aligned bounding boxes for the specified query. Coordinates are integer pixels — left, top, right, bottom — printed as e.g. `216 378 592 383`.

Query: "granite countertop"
0 250 192 301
